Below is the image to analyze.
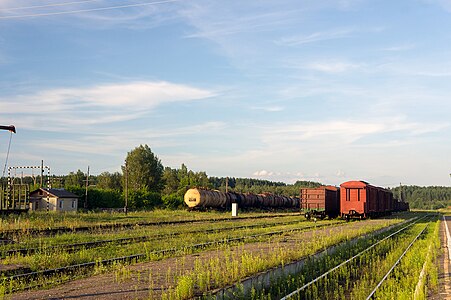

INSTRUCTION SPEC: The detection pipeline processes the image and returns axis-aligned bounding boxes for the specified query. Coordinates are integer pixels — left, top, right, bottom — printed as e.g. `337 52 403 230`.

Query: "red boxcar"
300 186 340 219
340 181 393 219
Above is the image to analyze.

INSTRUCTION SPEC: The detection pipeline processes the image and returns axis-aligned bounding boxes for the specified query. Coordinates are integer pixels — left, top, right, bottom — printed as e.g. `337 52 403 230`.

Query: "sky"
0 0 450 187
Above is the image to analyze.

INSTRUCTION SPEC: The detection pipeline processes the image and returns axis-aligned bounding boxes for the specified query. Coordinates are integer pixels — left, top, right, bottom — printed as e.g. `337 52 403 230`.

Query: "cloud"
336 170 346 177
0 81 216 130
253 170 274 176
182 4 298 39
275 28 354 46
0 0 182 29
261 117 449 146
305 61 362 73
381 43 416 52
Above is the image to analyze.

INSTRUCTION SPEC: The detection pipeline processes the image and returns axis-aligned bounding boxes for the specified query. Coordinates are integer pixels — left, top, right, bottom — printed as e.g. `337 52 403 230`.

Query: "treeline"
1 145 322 210
390 185 451 210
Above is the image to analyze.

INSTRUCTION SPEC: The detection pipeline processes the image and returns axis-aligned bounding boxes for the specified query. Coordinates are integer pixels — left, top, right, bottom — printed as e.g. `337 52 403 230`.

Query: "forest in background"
390 185 451 210
1 144 450 210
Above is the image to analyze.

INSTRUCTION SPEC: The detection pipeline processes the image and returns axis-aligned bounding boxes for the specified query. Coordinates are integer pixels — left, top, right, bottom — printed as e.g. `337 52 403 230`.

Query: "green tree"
122 145 164 193
64 170 85 188
96 171 122 191
162 167 179 195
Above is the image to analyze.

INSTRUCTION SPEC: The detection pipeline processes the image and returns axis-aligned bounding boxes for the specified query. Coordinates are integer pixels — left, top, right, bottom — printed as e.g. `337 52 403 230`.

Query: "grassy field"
0 209 295 231
0 210 440 299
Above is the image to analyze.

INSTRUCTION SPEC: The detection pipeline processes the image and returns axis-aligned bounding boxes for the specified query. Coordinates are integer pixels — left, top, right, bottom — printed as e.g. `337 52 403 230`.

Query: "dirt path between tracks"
432 216 451 300
10 219 400 300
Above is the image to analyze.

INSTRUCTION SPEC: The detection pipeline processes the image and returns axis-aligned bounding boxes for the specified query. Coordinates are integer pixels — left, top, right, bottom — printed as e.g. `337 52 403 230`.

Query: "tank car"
184 188 299 210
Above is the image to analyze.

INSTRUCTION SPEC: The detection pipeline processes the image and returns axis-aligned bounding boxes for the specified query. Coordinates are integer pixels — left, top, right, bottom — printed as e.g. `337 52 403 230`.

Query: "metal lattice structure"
1 163 52 212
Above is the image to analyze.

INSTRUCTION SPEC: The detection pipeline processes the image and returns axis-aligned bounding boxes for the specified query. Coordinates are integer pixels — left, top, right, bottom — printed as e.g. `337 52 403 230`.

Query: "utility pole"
124 162 128 215
40 160 44 187
225 177 229 193
399 182 403 202
84 166 89 209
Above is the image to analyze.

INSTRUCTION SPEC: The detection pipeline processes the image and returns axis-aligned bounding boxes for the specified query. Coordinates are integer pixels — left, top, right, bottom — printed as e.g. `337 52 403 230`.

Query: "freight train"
185 180 409 219
301 180 409 220
184 188 299 209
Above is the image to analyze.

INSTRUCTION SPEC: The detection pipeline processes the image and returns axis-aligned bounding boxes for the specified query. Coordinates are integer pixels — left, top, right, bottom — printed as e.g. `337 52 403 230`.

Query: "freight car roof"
340 180 370 188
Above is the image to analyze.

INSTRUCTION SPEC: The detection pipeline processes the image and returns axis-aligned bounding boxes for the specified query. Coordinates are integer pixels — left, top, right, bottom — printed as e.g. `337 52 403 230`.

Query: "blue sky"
0 0 450 187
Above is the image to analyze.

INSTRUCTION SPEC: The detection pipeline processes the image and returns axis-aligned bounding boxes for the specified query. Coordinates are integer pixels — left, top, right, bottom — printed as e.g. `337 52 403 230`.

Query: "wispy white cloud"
182 3 299 40
252 169 326 183
336 170 346 177
0 0 181 29
275 28 354 46
381 43 416 52
0 81 216 130
25 121 227 155
253 170 274 176
261 117 449 146
305 61 362 73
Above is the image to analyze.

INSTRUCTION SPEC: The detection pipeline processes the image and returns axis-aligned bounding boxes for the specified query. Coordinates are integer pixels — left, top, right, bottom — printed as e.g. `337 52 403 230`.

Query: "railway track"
364 223 429 299
2 218 337 258
0 212 302 239
4 219 344 293
279 215 433 300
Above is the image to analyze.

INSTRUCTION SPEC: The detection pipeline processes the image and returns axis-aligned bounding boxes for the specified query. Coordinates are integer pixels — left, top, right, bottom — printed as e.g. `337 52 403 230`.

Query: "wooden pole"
125 162 128 215
84 166 89 209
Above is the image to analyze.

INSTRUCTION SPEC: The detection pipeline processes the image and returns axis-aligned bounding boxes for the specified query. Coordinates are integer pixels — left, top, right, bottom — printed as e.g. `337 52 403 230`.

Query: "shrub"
162 193 184 209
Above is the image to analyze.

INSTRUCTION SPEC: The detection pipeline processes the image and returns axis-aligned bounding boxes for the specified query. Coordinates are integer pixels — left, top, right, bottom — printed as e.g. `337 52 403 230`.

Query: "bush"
65 186 124 209
162 193 184 209
127 189 162 209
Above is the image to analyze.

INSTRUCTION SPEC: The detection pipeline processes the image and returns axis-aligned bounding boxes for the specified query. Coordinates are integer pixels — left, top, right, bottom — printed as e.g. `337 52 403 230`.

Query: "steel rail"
365 223 429 300
280 215 427 300
0 213 302 239
5 219 344 292
2 218 337 258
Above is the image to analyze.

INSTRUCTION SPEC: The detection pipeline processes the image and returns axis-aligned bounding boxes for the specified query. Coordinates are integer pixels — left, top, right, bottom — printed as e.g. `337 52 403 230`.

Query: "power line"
0 0 106 11
0 0 179 20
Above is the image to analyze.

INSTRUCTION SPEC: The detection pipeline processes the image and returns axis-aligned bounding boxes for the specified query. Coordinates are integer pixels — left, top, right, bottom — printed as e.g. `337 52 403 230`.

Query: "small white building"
29 188 79 212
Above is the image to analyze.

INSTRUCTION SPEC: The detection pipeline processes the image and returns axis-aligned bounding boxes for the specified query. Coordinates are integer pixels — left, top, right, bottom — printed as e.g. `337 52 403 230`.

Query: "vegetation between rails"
0 215 313 257
156 218 406 299
0 210 301 232
2 219 320 270
0 212 416 298
244 214 439 300
0 216 354 294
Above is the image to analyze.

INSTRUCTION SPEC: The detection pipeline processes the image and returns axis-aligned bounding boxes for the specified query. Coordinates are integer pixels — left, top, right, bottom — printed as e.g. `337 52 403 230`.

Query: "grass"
0 214 339 293
247 213 440 300
0 209 301 232
159 218 406 299
0 210 420 298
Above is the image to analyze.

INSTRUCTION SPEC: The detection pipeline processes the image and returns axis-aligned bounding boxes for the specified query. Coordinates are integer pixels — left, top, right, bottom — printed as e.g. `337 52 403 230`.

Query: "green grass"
0 209 301 231
0 210 419 297
249 213 439 300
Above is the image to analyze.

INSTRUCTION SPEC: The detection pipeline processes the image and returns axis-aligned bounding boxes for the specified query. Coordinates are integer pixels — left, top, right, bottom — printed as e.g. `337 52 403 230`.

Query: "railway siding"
267 214 439 300
3 219 344 293
211 216 420 299
0 218 319 258
0 213 302 239
8 217 405 299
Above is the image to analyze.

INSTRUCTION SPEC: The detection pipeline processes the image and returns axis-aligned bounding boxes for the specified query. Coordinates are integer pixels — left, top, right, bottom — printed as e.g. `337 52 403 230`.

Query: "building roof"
30 188 79 198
